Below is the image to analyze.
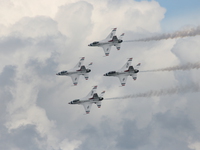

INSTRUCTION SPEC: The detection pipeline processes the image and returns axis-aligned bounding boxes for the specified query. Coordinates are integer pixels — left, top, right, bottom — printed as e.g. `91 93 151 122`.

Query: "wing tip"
86 111 90 114
121 83 125 86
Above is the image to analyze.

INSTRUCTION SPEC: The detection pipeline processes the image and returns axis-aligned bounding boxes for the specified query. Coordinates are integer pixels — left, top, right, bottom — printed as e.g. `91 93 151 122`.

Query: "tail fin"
74 57 85 68
119 58 133 72
105 28 117 40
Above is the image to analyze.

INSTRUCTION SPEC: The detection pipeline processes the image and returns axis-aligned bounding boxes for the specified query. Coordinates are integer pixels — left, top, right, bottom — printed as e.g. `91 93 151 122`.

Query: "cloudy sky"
1 0 200 150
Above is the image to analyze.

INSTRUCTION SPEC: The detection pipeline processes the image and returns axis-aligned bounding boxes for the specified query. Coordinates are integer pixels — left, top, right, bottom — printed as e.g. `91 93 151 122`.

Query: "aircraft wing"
70 74 80 86
105 28 117 40
118 58 133 72
102 44 111 56
85 86 97 99
118 75 128 86
74 57 85 69
82 102 92 114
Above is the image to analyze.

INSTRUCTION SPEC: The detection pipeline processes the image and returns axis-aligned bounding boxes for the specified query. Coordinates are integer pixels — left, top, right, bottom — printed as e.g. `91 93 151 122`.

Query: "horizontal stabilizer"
100 91 105 97
96 101 102 108
119 33 125 40
135 63 141 70
88 62 93 69
132 73 137 80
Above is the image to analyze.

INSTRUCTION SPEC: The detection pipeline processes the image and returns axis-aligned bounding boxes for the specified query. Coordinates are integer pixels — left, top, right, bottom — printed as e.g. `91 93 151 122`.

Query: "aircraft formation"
57 28 141 114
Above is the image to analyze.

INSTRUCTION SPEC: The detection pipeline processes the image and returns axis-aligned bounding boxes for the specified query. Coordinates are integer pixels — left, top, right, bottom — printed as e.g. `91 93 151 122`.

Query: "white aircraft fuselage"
103 58 141 86
88 37 123 47
88 28 124 56
104 67 139 77
68 97 103 105
68 86 105 114
56 68 91 76
56 57 93 85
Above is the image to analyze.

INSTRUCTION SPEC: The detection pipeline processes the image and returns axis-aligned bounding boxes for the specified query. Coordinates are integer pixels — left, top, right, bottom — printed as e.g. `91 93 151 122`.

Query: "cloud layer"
0 0 200 150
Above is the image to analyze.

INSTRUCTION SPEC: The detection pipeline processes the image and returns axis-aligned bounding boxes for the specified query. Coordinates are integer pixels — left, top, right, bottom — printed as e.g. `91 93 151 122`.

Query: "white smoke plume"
105 84 200 100
142 62 200 72
125 25 200 42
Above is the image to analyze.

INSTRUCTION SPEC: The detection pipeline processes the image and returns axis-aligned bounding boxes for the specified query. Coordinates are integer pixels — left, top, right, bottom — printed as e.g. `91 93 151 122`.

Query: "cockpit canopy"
108 71 116 74
61 71 67 74
92 41 99 45
72 99 80 103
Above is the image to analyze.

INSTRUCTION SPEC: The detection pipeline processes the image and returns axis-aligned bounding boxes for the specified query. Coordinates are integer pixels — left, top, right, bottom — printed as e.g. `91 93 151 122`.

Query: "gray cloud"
0 1 200 150
0 37 31 53
0 125 43 150
0 65 16 87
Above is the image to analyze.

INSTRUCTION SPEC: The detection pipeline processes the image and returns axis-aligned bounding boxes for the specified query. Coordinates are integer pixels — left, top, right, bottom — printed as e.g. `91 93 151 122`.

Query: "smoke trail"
105 84 200 100
142 62 200 72
125 25 200 42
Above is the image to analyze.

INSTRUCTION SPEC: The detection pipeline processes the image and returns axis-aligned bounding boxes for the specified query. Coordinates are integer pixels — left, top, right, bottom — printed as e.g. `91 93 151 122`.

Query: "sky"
137 0 200 31
0 0 200 150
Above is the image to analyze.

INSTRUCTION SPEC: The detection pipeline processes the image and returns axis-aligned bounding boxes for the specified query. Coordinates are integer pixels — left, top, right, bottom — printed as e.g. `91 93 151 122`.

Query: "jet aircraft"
88 28 124 56
103 58 141 86
56 57 92 86
68 86 105 114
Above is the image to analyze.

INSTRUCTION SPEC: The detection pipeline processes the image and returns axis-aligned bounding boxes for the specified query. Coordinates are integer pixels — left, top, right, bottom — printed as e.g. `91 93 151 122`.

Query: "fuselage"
56 68 91 76
88 37 123 47
103 69 139 77
68 97 103 105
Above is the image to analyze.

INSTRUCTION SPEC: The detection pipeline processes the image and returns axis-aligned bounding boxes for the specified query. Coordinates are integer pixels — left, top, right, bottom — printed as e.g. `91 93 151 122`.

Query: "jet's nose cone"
88 44 91 46
68 102 71 104
103 73 107 76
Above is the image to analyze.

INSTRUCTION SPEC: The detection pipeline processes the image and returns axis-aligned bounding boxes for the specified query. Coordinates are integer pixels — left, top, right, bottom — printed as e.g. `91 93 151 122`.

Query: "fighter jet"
103 58 141 86
88 28 124 56
68 86 105 114
56 57 92 86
